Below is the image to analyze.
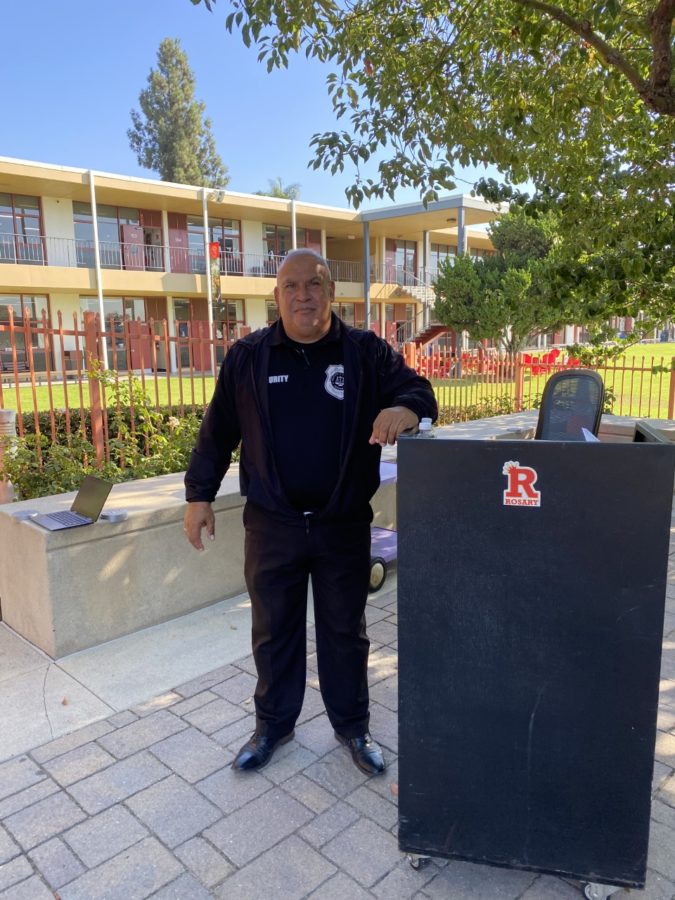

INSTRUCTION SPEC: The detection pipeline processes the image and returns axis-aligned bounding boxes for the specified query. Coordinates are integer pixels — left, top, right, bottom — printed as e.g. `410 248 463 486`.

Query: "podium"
397 438 675 889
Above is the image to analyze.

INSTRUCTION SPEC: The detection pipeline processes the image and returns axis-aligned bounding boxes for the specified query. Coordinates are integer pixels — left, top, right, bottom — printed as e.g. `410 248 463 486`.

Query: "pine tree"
128 37 228 188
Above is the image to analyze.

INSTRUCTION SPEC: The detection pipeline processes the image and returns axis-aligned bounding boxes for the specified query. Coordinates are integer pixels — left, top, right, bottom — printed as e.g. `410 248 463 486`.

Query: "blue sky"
3 0 498 209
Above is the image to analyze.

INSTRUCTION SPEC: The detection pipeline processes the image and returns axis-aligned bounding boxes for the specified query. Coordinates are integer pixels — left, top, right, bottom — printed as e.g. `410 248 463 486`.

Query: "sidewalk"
1 546 674 898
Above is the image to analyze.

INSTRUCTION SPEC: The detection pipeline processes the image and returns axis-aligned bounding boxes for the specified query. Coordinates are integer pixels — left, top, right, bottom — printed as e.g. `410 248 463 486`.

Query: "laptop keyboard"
49 510 90 526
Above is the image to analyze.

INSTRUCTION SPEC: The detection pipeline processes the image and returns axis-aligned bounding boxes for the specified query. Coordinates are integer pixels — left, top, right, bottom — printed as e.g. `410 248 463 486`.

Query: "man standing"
184 249 437 775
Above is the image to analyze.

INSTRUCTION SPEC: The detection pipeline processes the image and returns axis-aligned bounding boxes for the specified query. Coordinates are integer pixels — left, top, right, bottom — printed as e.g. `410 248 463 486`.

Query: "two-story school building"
0 156 500 373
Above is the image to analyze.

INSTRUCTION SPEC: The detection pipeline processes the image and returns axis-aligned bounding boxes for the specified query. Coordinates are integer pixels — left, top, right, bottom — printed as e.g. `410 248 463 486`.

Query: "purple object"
371 526 397 562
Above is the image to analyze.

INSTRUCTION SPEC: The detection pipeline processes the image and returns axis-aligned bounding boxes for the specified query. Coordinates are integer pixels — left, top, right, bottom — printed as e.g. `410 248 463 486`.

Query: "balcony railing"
0 232 444 299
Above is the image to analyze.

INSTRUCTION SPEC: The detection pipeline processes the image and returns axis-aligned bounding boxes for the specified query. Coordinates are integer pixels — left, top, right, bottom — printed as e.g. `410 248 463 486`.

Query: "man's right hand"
183 501 215 551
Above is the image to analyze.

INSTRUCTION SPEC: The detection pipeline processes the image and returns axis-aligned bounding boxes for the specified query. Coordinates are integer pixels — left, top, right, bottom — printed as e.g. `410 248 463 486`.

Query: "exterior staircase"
414 323 453 347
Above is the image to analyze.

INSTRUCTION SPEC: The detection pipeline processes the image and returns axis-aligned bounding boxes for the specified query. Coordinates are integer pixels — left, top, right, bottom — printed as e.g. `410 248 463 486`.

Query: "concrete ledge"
0 466 398 659
1 412 671 659
0 471 247 658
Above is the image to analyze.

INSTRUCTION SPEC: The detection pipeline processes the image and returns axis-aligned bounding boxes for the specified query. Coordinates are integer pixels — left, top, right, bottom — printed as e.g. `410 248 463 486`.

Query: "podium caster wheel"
368 557 387 593
581 883 621 900
407 853 430 870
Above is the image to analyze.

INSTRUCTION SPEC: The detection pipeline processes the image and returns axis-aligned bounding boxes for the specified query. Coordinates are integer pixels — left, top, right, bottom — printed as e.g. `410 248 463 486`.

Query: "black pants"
243 503 371 741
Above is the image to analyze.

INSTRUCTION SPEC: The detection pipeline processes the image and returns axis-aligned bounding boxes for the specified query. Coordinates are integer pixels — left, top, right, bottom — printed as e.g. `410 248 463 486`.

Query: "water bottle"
417 417 435 438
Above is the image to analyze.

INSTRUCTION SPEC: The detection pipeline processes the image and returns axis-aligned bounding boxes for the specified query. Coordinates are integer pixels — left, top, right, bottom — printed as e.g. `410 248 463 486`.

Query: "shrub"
0 367 237 500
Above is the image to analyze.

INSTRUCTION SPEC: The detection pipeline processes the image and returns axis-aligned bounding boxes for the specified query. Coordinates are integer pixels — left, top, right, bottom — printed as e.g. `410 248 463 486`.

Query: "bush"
437 396 518 425
0 367 238 500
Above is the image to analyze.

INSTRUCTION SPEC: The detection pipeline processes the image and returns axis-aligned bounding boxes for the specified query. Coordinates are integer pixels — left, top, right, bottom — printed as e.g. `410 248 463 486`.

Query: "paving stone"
294 716 339 758
196 765 273 815
56 836 182 900
42 742 116 787
369 702 399 754
213 835 335 900
368 590 397 610
653 760 671 793
280 774 336 814
308 871 374 899
0 779 59 819
28 836 85 890
148 727 228 783
0 874 54 899
304 748 369 798
151 872 214 899
166 690 219 718
258 742 319 785
66 751 170 814
347 783 398 830
297 686 329 725
183 697 247 734
125 774 221 848
63 804 149 868
322 817 398 887
0 756 45 801
175 836 233 888
210 713 256 751
204 788 313 867
106 710 138 728
210 671 257 704
368 647 398 685
371 856 439 899
365 758 399 803
655 771 675 807
4 791 86 851
0 825 20 865
369 675 398 711
233 655 257 676
421 859 538 898
174 664 240 698
648 818 675 881
519 875 589 899
368 619 398 646
97 710 187 759
0 856 33 892
30 720 115 765
617 869 675 900
654 730 675 768
651 798 675 830
299 800 360 848
131 692 182 716
366 605 395 626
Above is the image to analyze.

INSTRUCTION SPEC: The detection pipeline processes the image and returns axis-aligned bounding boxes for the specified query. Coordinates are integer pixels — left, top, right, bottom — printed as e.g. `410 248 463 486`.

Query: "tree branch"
648 0 674 92
509 0 674 115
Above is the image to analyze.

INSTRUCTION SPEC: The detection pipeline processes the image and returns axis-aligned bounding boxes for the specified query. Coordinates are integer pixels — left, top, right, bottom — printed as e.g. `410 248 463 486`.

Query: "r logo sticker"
502 460 541 507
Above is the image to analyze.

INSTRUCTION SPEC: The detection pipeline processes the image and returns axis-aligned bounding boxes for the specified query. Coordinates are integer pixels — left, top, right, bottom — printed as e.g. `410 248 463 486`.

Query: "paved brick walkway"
1 556 674 899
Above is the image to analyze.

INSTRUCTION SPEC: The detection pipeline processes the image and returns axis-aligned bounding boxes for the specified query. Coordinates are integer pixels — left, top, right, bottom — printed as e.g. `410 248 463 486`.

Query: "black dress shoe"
232 731 294 771
335 731 385 775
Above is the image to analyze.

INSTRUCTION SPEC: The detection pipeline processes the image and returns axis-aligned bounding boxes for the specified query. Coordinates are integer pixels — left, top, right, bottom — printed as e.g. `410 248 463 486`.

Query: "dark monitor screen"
633 421 668 443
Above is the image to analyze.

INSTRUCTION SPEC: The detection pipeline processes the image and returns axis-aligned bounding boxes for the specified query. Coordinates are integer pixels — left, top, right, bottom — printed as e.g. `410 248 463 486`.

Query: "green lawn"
2 343 674 420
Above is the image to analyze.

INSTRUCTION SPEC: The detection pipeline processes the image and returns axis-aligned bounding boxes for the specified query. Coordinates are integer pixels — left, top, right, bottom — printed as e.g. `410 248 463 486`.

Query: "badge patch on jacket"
324 364 345 400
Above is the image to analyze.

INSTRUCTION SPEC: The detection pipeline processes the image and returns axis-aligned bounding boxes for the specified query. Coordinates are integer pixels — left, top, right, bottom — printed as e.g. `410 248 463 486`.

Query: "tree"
434 209 574 352
129 37 228 188
190 0 673 328
255 177 301 199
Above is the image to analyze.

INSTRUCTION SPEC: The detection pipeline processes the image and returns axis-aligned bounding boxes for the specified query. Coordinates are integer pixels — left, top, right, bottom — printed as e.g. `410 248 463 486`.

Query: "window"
213 299 245 341
266 300 279 325
336 303 355 327
74 203 143 270
211 219 242 275
0 294 50 369
429 243 456 280
0 194 44 265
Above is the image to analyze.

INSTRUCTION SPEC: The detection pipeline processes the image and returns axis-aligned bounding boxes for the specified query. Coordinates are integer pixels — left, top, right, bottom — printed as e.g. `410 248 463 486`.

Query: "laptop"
32 475 113 531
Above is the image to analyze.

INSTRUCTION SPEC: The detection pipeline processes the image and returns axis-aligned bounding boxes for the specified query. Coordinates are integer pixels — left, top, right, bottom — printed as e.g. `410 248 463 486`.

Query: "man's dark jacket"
184 315 437 523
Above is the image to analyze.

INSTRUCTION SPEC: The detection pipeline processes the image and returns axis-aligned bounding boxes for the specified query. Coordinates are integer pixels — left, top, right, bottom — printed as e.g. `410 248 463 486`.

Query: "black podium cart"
397 438 675 891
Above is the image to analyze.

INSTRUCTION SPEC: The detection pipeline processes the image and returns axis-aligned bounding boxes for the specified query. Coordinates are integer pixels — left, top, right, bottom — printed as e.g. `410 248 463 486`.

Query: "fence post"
669 358 675 420
403 342 417 370
83 311 105 465
514 354 524 412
